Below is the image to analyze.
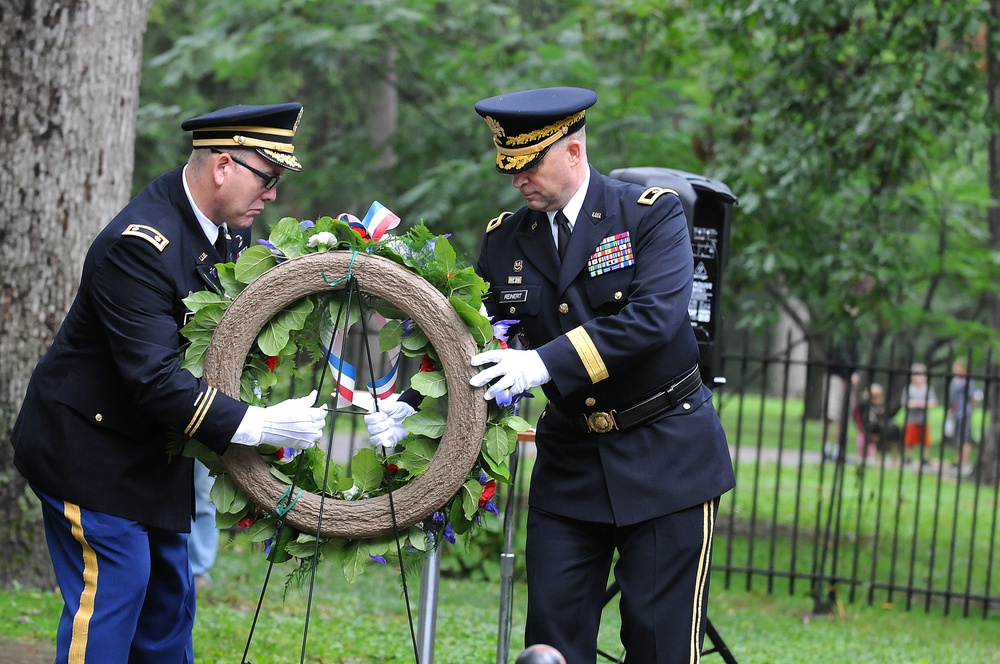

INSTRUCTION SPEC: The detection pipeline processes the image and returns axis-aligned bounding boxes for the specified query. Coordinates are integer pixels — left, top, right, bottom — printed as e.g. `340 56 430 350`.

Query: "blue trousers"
34 486 195 663
189 460 219 579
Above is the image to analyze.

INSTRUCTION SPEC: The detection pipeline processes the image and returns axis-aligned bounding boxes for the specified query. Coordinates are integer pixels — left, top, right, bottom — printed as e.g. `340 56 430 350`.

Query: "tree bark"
0 0 151 588
981 0 1000 487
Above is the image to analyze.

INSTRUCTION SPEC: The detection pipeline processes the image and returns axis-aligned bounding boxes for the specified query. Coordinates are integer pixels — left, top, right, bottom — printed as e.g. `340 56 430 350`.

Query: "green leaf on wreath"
506 414 533 432
433 234 457 274
484 422 513 462
217 263 244 298
235 245 278 284
268 464 293 485
344 542 367 583
210 473 247 514
401 326 429 353
410 370 447 398
407 526 430 552
284 534 319 559
449 295 493 346
182 290 228 313
379 319 405 352
245 516 277 543
398 437 437 476
461 478 482 520
366 537 390 557
214 508 246 530
257 298 314 356
448 267 489 308
181 338 209 377
373 299 409 321
480 451 511 483
329 295 362 330
351 448 385 493
267 526 296 564
404 410 447 439
268 217 308 258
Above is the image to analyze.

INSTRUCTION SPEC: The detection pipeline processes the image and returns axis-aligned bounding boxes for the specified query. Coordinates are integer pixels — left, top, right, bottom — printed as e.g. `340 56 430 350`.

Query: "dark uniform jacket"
478 167 735 525
12 166 248 532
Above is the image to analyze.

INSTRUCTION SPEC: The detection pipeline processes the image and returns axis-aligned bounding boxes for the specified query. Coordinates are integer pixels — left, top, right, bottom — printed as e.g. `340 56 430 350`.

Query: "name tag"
500 290 528 303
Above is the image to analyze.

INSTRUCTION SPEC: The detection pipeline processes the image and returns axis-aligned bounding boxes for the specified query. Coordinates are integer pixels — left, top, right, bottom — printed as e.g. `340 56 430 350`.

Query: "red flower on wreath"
420 355 436 372
479 479 497 507
264 356 279 371
238 515 254 529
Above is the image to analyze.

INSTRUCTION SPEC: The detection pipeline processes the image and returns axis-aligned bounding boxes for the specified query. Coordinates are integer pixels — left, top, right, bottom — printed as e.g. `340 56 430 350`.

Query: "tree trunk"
0 0 151 588
981 0 1000 487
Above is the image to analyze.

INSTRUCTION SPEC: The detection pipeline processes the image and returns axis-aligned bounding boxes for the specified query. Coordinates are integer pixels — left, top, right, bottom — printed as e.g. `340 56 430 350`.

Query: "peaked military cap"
474 87 597 174
182 102 304 171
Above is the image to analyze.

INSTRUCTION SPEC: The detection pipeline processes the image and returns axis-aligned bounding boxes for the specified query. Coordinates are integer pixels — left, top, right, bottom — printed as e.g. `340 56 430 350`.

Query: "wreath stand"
203 251 488 662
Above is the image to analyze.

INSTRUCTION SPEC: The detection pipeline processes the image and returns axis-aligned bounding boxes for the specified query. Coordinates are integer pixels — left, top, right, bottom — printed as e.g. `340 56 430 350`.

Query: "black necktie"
214 226 228 261
555 210 572 261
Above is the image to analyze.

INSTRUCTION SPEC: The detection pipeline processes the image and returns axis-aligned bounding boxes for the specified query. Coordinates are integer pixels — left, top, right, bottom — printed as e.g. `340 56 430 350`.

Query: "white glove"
469 349 550 402
232 390 326 450
364 395 416 448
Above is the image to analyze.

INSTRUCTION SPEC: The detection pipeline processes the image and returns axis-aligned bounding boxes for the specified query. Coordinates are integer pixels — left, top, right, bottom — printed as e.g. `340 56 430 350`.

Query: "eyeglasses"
211 148 281 190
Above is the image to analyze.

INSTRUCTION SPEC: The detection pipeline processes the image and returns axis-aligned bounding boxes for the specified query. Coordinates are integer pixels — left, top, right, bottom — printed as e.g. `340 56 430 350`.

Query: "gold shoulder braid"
486 211 513 233
122 224 169 252
637 186 680 206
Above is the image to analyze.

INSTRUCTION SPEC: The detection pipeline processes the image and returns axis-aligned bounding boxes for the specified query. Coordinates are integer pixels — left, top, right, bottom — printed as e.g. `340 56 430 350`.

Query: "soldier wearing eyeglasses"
11 103 327 662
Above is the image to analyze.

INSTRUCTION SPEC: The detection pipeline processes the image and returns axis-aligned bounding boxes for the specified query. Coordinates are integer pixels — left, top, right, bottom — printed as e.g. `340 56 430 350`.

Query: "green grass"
3 541 999 663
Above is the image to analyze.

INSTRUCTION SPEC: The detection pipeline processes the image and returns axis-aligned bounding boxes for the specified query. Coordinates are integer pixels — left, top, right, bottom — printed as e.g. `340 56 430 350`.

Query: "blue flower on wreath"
491 319 518 343
442 522 455 545
257 239 288 263
369 554 387 565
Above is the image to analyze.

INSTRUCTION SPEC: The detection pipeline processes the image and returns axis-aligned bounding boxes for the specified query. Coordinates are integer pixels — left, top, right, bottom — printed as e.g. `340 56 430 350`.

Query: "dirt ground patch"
0 636 54 663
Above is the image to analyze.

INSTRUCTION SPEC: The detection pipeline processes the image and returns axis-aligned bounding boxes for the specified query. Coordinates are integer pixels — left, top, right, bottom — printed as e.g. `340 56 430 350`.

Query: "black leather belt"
546 364 703 434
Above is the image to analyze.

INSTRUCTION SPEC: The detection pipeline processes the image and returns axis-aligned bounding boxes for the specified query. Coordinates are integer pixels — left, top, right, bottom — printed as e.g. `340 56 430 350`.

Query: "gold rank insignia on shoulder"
122 224 169 251
637 186 680 206
486 211 513 233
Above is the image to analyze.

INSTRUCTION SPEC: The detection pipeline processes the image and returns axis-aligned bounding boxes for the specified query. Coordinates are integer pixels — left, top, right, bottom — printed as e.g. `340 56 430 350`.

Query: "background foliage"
136 0 1000 366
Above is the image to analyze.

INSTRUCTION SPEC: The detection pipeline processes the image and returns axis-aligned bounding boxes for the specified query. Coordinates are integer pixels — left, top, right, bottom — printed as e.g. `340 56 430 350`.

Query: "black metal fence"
316 327 999 619
711 334 999 618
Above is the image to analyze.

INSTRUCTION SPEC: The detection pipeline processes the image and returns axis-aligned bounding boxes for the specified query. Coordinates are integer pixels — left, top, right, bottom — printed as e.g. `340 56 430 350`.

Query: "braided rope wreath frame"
203 251 488 540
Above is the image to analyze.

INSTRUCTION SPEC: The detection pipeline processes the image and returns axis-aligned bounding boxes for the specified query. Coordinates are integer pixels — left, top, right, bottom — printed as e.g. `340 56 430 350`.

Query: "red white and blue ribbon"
338 201 400 241
324 312 402 410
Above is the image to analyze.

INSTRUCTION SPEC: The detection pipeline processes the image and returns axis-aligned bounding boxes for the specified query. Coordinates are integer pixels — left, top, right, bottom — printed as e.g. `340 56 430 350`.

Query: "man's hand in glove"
231 390 326 450
469 349 550 403
364 394 416 448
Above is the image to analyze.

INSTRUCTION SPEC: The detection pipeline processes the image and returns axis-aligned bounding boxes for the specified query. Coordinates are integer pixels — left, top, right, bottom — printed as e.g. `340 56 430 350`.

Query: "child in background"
945 359 981 472
901 363 937 465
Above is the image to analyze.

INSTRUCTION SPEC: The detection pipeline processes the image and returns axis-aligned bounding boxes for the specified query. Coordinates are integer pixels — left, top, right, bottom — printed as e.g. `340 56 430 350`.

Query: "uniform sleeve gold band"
567 326 609 383
184 386 217 436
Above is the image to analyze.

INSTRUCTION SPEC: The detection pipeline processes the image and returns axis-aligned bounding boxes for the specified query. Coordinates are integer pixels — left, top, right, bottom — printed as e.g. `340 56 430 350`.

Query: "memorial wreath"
176 208 530 584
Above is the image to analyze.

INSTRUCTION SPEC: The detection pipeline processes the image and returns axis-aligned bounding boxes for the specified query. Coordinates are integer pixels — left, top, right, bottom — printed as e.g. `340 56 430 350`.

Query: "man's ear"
566 137 583 166
211 151 231 187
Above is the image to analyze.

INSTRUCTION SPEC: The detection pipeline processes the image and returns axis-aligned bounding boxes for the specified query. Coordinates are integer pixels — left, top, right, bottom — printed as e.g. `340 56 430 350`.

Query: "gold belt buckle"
586 411 618 433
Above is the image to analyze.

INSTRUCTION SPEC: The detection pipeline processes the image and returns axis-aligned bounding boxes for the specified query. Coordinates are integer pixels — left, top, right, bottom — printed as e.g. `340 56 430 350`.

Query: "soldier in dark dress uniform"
11 103 326 663
468 88 736 663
